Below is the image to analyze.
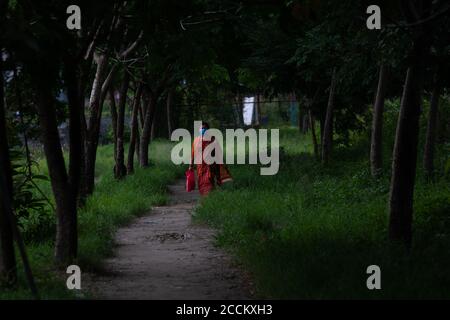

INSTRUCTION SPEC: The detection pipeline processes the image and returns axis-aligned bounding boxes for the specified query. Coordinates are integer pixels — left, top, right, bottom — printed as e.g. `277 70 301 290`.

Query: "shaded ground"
85 180 252 300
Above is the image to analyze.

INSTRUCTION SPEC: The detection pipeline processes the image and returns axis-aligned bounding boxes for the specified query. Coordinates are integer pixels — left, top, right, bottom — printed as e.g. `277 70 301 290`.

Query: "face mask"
200 128 207 136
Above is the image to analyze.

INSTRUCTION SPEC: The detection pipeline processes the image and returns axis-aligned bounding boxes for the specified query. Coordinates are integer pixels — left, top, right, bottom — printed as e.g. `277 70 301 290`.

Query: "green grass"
77 140 184 268
3 101 449 299
194 127 450 299
1 140 183 299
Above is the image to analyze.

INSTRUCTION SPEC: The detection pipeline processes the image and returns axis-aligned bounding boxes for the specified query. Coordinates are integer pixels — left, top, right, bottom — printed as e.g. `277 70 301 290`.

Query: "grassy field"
0 140 184 299
194 126 450 299
2 102 449 299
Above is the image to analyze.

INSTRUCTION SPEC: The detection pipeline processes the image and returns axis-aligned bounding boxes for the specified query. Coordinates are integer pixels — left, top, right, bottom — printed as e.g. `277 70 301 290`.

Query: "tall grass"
195 125 450 299
0 140 183 299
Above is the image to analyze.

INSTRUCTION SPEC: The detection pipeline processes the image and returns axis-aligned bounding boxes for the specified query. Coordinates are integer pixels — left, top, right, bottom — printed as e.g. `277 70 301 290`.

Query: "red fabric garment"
192 136 214 195
218 165 232 185
185 168 195 192
191 136 233 195
197 162 215 195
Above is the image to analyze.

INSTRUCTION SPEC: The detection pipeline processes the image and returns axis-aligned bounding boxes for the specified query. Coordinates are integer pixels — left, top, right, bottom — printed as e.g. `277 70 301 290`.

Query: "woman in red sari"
189 122 232 196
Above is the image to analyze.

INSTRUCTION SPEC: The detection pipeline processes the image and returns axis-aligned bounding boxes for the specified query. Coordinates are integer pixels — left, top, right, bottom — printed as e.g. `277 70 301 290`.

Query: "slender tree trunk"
302 114 309 134
388 35 431 248
321 69 337 165
140 93 158 167
167 88 174 138
82 30 142 190
135 127 141 160
150 106 157 142
84 54 108 195
77 62 90 207
230 71 244 127
297 101 303 132
0 56 17 285
135 93 141 161
84 58 117 195
309 110 319 160
1 57 38 295
109 88 118 162
370 64 389 177
239 97 245 127
127 84 143 174
235 94 244 127
319 114 325 148
64 59 82 258
423 79 441 179
255 94 261 126
277 97 283 121
139 91 147 131
114 72 130 179
84 121 101 196
78 104 88 205
35 80 77 265
0 90 37 296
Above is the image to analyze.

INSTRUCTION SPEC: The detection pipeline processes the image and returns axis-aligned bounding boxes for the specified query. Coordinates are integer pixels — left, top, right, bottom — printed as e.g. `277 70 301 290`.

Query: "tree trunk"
64 59 82 259
75 55 93 206
167 88 174 138
0 56 17 285
255 94 261 126
140 93 158 167
302 114 309 134
388 35 431 248
150 106 157 142
114 71 130 179
84 58 117 195
309 110 319 160
297 101 303 132
127 84 143 174
321 69 337 165
370 64 389 177
84 54 108 196
139 90 147 131
423 79 441 179
35 80 77 265
136 129 141 156
76 61 90 207
319 114 325 148
277 97 283 121
82 31 142 190
135 114 141 161
235 95 244 127
78 108 87 206
109 88 118 162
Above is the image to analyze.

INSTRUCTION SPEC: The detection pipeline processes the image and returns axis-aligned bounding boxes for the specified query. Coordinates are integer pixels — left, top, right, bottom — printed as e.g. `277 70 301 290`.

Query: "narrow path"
86 180 252 300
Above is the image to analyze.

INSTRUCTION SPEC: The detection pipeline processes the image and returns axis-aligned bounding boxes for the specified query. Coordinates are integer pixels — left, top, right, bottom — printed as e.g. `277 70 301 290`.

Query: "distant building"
243 96 255 126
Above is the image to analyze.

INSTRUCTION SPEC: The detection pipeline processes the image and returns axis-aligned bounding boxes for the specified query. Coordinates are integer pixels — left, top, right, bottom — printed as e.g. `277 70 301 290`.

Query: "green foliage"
2 0 450 301
0 243 76 300
8 140 54 243
103 123 132 146
195 120 450 298
76 141 184 269
0 140 183 299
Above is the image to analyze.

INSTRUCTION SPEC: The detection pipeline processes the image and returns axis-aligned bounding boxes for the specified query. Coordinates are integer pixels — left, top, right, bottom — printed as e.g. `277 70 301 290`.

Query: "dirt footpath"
85 180 252 300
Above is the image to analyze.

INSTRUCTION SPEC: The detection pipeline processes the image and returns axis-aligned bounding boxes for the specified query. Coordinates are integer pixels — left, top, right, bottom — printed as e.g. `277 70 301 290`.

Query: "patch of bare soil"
84 180 252 300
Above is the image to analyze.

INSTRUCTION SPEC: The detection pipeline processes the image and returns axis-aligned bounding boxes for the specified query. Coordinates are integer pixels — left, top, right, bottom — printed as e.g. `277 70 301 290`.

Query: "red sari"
192 136 232 195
